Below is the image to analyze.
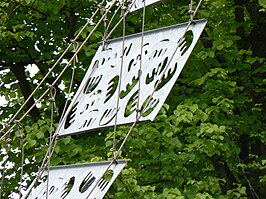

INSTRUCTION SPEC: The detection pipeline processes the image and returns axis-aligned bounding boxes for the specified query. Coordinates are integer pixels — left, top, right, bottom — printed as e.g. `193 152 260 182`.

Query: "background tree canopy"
0 0 265 198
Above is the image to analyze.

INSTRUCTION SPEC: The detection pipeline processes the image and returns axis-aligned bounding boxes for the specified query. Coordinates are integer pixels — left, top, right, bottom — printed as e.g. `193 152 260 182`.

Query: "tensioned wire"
106 3 123 34
0 0 118 197
112 0 147 157
19 1 123 197
21 96 58 199
21 0 138 196
23 0 203 197
26 0 119 171
22 1 121 192
112 0 127 159
7 0 106 125
0 134 10 199
20 0 202 197
25 0 203 196
101 1 125 50
136 0 146 119
21 138 58 199
101 1 123 50
54 0 139 138
15 122 25 199
21 98 59 199
46 86 56 199
85 0 141 197
114 0 204 158
0 0 117 142
0 0 107 141
58 40 78 124
86 0 204 198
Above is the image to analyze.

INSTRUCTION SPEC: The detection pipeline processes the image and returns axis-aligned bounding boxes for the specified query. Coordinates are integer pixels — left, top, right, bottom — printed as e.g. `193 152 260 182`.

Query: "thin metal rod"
7 1 103 124
106 4 122 31
0 139 9 199
101 3 123 50
85 120 138 199
192 0 203 19
21 138 58 199
59 42 78 123
0 0 115 142
114 0 204 162
19 2 118 195
85 159 115 199
87 2 205 198
17 1 123 197
23 1 204 198
85 1 143 198
112 0 127 157
0 0 106 140
136 0 146 118
54 0 118 137
46 87 56 199
18 129 24 199
6 0 107 128
105 0 139 40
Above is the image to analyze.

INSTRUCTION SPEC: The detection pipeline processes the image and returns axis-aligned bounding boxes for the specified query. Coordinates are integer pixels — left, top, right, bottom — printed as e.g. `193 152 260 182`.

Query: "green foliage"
0 0 265 198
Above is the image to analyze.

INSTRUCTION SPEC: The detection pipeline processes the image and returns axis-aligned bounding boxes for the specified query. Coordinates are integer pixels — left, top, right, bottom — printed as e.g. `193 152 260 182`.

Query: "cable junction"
1 0 206 198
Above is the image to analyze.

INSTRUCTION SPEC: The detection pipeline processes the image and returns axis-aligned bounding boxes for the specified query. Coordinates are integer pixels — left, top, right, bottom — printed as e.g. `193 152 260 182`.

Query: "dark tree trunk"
211 155 237 194
243 0 266 57
235 0 247 48
10 64 41 119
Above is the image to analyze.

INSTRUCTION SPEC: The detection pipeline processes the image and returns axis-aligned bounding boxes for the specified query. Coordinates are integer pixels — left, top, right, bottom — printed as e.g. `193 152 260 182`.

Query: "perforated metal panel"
25 161 126 199
128 0 162 12
57 19 207 137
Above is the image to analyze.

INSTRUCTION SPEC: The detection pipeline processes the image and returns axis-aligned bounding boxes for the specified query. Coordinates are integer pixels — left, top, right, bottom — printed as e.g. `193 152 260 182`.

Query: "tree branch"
13 0 48 17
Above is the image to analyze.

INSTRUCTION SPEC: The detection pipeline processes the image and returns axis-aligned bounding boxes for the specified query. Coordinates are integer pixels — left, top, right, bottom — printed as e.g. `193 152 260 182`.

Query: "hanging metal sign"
57 19 207 137
128 0 162 12
24 160 126 199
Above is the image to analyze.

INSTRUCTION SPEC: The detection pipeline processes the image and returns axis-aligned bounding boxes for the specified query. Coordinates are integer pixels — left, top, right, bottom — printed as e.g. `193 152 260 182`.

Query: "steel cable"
85 1 204 198
0 0 107 141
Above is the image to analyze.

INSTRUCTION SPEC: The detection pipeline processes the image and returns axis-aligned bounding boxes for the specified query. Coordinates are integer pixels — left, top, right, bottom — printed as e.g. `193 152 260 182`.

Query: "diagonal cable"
0 0 117 142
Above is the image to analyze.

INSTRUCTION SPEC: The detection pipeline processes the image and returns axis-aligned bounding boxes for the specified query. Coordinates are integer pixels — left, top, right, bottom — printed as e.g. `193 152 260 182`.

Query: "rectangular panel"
57 19 207 136
128 0 162 12
25 160 126 199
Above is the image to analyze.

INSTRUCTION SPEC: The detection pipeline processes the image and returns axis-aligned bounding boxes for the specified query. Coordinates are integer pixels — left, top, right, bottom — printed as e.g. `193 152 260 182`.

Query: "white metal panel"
128 0 162 12
25 160 126 199
57 19 207 136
